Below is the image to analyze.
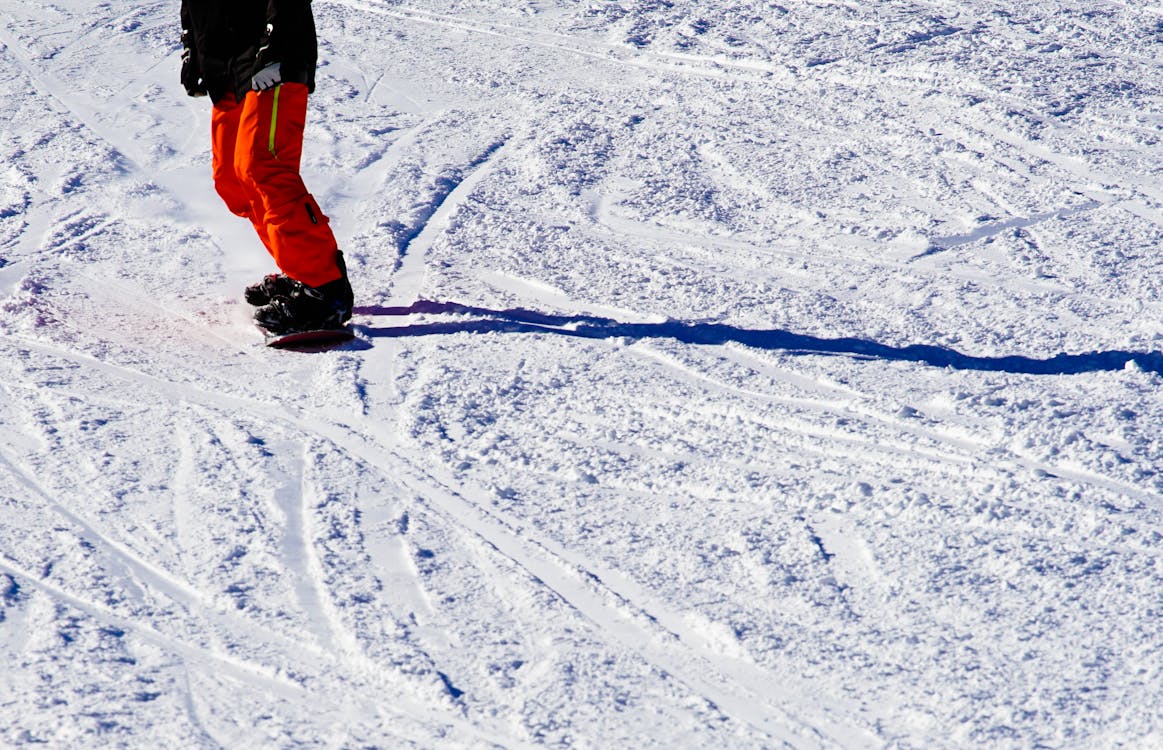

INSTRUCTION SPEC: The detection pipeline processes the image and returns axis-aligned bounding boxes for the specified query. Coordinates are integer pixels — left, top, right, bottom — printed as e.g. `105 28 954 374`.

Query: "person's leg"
233 83 345 289
210 94 273 254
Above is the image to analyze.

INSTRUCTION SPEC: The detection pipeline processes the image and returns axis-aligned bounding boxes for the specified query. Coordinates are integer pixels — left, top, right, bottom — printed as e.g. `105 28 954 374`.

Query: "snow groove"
271 440 339 649
388 137 511 305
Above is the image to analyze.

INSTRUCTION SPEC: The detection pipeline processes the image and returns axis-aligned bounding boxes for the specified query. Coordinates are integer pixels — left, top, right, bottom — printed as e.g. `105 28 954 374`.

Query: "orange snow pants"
211 83 342 289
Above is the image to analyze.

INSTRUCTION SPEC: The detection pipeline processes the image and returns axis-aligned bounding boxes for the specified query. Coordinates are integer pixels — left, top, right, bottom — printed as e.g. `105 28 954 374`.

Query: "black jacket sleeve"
256 0 318 90
179 0 207 97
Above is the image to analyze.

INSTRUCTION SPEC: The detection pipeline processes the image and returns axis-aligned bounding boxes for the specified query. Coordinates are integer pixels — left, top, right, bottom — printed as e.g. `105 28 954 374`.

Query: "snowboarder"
179 0 353 335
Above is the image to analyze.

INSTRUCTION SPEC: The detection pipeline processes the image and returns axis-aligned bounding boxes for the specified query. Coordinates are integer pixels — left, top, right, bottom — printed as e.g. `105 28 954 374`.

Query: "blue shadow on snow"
354 300 1163 377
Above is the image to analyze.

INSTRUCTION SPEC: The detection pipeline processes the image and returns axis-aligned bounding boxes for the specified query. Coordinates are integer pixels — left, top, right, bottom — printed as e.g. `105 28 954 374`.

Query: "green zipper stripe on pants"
268 84 282 158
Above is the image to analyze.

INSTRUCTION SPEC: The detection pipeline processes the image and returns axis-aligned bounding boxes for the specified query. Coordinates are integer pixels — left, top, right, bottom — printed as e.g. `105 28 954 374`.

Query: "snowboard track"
6 278 1161 745
1 324 855 747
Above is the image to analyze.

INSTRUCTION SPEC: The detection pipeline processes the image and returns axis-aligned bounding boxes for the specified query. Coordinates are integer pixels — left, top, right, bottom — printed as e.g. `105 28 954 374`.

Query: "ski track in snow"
3 0 1163 748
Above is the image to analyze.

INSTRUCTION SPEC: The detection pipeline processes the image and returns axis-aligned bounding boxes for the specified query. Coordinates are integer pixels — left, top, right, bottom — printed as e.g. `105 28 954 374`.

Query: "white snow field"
2 0 1163 747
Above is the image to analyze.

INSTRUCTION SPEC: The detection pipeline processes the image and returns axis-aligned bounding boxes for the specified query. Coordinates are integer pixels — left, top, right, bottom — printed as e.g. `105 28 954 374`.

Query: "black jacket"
181 0 318 102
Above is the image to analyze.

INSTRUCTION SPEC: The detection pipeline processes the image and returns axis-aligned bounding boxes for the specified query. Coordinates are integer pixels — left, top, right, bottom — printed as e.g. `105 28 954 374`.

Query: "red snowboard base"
261 325 355 350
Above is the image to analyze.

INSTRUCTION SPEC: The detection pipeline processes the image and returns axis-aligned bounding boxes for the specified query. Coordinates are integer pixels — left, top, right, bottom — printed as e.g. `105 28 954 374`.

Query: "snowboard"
260 325 355 350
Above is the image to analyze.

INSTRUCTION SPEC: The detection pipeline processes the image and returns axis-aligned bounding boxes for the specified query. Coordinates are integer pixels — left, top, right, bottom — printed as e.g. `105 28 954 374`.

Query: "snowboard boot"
253 276 353 335
245 249 353 304
253 251 353 335
246 251 353 309
244 273 295 307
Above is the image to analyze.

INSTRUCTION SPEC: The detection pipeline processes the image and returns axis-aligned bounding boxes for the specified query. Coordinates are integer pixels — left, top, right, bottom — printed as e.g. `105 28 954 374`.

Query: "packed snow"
2 0 1162 747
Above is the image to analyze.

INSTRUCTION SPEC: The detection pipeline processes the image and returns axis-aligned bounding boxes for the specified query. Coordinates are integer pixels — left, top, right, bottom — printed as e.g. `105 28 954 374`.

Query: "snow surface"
2 0 1163 747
